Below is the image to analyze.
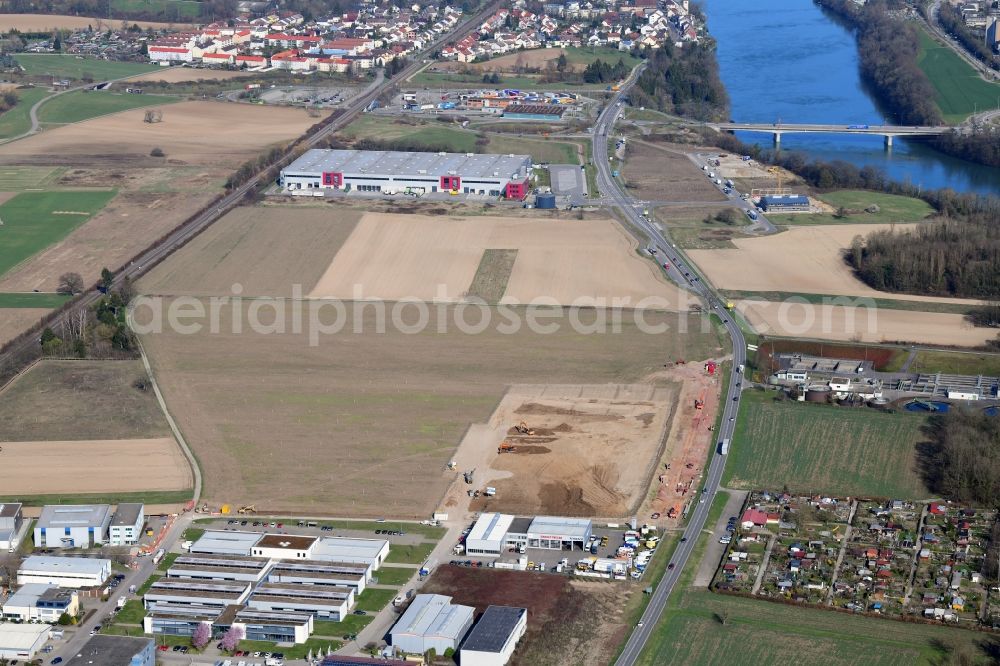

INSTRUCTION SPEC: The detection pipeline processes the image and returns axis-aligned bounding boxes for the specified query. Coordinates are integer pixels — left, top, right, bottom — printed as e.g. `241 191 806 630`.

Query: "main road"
593 68 747 666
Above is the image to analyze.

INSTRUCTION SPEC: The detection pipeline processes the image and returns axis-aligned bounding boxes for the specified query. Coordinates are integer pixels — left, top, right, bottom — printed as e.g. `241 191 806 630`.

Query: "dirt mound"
512 445 551 455
539 482 596 516
635 412 655 426
515 402 625 422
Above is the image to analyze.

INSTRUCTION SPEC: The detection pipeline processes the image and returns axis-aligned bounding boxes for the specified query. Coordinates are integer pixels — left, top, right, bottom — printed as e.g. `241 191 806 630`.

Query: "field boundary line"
0 355 42 396
128 306 201 505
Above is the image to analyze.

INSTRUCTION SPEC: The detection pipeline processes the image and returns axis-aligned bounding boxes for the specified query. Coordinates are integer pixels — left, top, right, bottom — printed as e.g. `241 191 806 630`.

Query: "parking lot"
258 85 358 107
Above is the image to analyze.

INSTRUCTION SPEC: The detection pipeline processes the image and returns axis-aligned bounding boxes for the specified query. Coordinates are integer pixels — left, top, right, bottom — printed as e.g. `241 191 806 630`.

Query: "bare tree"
57 272 84 295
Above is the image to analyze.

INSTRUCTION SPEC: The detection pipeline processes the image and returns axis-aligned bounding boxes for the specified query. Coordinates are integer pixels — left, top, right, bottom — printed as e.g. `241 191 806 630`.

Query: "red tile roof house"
740 508 775 528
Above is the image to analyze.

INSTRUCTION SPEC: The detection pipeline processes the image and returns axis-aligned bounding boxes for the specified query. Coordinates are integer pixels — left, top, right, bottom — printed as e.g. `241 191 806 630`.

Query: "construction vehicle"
498 441 516 454
666 507 678 519
220 504 231 515
447 461 457 470
485 487 496 497
675 359 686 365
463 469 475 484
694 399 704 410
514 421 535 435
237 505 257 515
193 503 210 514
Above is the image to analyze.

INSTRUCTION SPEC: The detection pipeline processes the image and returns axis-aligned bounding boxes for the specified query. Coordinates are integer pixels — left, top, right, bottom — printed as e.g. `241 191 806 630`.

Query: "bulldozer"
237 505 257 515
497 441 516 454
514 421 535 436
463 469 475 485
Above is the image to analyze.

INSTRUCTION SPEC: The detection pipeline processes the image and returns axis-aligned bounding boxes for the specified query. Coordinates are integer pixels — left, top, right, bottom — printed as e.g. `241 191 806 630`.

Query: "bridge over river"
706 122 951 148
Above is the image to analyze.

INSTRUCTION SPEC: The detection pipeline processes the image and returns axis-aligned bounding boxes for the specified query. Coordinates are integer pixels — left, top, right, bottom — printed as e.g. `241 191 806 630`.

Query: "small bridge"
706 122 950 148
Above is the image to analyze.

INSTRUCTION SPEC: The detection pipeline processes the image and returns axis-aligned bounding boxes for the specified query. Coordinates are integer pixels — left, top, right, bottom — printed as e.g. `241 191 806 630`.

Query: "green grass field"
767 190 935 225
562 46 642 69
0 87 49 140
724 390 929 499
0 292 71 308
374 565 417 587
385 541 436 565
313 615 374 638
0 490 191 506
355 587 398 612
342 115 580 163
637 588 995 665
0 190 115 279
0 166 63 190
907 350 1000 377
15 54 160 81
111 0 202 20
38 90 179 125
917 29 1000 123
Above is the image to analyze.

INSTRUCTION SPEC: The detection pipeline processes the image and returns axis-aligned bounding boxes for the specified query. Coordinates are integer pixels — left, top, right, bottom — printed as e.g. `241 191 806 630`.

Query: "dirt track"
0 437 191 494
310 213 689 309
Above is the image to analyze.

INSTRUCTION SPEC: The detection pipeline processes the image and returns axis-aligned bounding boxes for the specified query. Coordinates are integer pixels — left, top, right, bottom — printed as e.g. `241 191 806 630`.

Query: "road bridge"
706 121 950 148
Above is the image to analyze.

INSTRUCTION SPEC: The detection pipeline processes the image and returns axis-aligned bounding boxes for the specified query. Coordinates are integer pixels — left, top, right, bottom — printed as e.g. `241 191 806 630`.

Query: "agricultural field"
137 299 721 515
0 359 170 441
917 29 1000 123
637 588 995 665
14 54 160 81
308 213 688 309
623 142 727 203
0 13 196 31
0 308 49 346
465 46 642 73
0 359 191 499
111 0 202 20
724 391 929 499
0 190 115 278
340 115 581 164
0 87 49 140
0 166 63 190
423 566 629 666
125 68 258 84
38 90 180 125
765 190 934 226
0 293 69 308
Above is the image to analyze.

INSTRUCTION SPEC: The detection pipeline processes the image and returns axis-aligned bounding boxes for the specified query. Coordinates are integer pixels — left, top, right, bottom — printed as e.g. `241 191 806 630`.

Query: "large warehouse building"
280 149 534 200
460 605 528 666
466 513 594 556
390 594 474 656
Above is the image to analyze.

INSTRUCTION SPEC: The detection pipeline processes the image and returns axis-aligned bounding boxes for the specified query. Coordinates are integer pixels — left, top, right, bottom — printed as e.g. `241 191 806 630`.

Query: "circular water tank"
535 193 557 209
805 385 831 403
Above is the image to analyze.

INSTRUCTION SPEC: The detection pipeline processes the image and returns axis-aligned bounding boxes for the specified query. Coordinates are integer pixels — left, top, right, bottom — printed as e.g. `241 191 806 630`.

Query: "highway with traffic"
592 68 748 666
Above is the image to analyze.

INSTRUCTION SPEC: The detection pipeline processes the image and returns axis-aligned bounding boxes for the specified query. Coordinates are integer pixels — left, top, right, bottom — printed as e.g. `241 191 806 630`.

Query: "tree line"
628 41 728 121
920 411 1000 507
816 0 1000 167
581 57 632 84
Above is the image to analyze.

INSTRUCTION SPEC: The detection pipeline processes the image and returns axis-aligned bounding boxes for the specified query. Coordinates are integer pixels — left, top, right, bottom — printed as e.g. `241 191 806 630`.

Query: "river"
702 0 1000 195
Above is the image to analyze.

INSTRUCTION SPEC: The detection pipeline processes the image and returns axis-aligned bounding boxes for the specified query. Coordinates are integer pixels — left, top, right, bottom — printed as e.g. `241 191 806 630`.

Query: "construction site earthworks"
459 357 724 522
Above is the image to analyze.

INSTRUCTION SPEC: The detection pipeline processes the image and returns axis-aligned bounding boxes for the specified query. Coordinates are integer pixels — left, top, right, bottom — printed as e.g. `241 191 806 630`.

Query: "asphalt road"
591 70 748 666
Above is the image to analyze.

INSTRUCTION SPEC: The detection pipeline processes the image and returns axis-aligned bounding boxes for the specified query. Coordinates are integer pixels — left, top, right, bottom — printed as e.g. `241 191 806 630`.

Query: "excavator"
237 505 257 515
498 441 516 454
514 421 535 436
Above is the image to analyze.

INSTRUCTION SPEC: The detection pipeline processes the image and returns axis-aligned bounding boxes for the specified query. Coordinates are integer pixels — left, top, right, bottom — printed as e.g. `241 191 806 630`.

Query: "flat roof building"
460 606 528 666
167 554 271 583
189 530 261 556
231 608 314 645
0 503 23 551
502 103 566 121
35 504 112 549
467 513 515 557
248 582 355 621
66 635 154 666
759 194 809 212
18 555 111 589
268 560 370 593
109 503 144 547
390 594 474 656
522 516 593 550
280 149 533 200
1 583 79 623
143 603 223 637
312 536 390 569
143 578 252 608
251 533 318 560
0 623 50 660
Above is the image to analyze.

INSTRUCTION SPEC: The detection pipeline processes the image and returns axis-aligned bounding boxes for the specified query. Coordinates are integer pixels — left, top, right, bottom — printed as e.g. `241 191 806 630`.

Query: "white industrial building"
189 530 261 556
18 555 111 589
0 503 24 551
143 578 253 609
190 531 389 569
108 503 144 547
279 149 534 200
35 504 113 549
467 514 594 554
460 606 528 666
1 583 79 623
268 560 370 593
231 608 313 644
0 623 50 661
143 603 222 638
246 582 355 621
312 537 389 568
167 554 271 583
390 594 474 656
466 513 515 557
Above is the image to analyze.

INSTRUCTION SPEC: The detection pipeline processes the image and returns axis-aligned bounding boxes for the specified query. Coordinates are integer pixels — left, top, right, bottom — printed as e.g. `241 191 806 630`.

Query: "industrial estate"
1 0 1000 665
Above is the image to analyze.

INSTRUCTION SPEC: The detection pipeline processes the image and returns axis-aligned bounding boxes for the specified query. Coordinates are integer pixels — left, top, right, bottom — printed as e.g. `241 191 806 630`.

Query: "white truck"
718 438 731 455
117 595 126 609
